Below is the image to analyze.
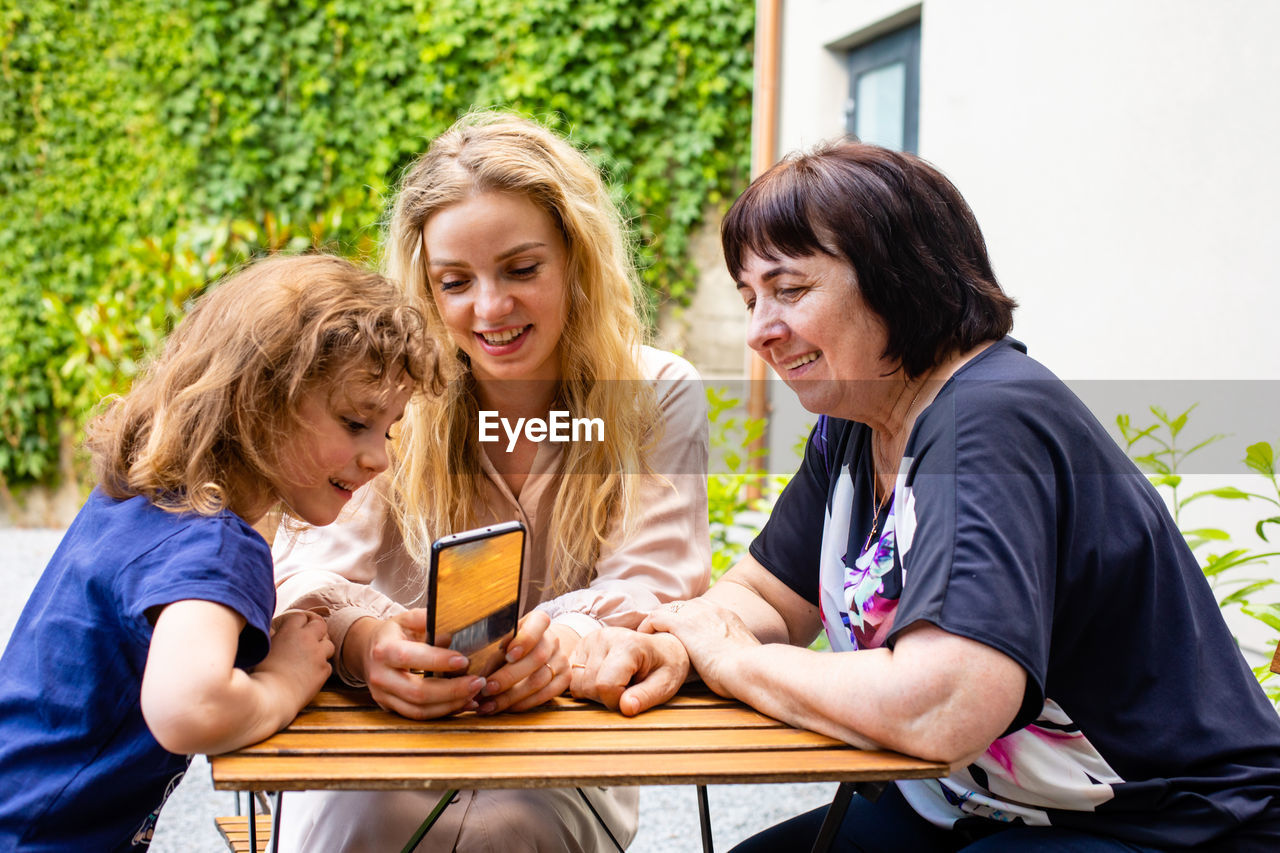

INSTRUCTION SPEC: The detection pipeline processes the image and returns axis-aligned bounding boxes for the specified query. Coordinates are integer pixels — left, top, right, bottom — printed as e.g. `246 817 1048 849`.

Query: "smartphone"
426 520 525 678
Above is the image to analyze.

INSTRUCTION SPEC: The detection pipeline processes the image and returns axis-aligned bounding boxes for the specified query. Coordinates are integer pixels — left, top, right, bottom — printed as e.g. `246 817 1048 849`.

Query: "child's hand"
258 610 335 710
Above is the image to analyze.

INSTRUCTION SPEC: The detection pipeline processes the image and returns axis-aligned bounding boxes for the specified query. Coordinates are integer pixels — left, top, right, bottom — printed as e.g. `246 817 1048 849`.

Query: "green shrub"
705 385 772 580
1 0 755 488
1118 405 1280 702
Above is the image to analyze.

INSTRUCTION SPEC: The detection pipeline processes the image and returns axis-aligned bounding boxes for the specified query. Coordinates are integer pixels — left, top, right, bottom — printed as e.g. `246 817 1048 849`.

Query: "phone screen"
427 521 525 678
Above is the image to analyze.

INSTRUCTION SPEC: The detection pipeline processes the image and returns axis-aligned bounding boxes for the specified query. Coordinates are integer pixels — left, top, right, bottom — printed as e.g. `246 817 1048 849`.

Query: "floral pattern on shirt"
839 504 896 649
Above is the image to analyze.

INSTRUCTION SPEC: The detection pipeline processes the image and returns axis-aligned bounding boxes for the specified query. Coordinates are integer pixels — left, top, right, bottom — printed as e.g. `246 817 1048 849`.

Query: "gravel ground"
2 527 834 851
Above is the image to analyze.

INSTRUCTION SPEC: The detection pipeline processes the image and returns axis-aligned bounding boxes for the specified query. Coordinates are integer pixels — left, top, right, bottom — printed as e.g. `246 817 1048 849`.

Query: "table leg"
399 789 458 853
247 792 257 852
269 791 283 853
808 781 855 853
574 788 624 852
696 784 714 853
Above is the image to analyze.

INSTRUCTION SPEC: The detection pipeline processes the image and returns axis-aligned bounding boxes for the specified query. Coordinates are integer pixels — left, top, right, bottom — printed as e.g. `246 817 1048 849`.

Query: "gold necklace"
863 375 931 553
862 478 892 554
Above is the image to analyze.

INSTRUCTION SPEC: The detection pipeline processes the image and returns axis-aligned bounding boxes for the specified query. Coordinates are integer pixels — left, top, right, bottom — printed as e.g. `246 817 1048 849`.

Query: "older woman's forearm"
720 625 1025 765
703 576 793 644
707 555 821 646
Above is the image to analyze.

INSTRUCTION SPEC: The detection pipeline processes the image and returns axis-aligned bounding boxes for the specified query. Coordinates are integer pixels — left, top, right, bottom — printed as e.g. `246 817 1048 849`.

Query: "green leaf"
1204 549 1280 577
1182 433 1228 456
1241 602 1280 632
1179 486 1252 509
1201 548 1253 575
1187 528 1233 542
1217 579 1277 607
1246 442 1276 477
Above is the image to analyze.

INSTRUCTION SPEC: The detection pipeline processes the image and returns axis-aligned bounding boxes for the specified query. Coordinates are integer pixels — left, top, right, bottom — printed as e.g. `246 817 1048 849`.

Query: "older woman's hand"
473 611 572 715
347 610 487 720
568 626 690 716
642 599 761 700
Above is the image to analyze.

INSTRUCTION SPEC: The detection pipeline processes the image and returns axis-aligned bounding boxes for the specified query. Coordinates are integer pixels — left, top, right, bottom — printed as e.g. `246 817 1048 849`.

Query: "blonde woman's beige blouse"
272 346 711 684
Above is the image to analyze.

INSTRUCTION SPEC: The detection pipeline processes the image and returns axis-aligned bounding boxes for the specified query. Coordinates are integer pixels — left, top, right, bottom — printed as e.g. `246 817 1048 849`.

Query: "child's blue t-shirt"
0 488 275 851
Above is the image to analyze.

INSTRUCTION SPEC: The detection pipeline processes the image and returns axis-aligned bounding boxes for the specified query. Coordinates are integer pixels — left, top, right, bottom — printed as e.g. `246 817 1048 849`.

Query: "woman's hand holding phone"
346 609 487 720
473 611 574 715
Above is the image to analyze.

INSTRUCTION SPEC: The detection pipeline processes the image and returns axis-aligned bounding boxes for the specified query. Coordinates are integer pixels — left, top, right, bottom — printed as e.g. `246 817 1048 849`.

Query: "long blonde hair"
87 254 438 518
384 110 657 593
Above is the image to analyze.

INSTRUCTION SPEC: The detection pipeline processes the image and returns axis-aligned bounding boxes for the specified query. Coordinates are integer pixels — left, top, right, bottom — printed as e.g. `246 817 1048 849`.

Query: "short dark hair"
721 140 1016 378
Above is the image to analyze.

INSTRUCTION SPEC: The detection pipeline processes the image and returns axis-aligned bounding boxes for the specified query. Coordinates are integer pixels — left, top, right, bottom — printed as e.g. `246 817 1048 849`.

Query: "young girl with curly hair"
0 254 438 851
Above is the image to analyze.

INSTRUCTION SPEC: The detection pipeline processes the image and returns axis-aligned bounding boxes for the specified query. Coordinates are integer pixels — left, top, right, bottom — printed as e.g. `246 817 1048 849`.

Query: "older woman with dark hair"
569 140 1280 851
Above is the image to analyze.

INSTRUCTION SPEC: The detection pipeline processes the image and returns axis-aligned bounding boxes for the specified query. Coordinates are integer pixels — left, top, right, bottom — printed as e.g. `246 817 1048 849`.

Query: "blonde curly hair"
87 253 439 520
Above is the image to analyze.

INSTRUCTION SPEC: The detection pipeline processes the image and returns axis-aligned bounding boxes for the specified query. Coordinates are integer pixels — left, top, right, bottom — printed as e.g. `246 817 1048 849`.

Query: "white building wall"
770 0 1280 657
776 0 1280 381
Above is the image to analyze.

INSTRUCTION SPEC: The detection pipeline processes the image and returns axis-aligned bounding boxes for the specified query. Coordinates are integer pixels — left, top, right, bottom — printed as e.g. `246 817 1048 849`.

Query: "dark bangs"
721 157 839 280
721 140 1016 378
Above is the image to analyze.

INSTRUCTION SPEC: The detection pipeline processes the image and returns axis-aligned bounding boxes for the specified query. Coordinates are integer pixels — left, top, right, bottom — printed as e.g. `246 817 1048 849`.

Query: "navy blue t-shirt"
751 338 1280 850
0 489 275 851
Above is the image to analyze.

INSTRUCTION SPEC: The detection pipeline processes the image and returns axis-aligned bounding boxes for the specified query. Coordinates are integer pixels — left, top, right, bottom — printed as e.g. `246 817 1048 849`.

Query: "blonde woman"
272 111 711 852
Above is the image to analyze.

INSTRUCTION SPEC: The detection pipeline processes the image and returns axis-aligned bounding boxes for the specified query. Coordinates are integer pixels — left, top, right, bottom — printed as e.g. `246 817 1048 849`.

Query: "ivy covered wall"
0 0 755 488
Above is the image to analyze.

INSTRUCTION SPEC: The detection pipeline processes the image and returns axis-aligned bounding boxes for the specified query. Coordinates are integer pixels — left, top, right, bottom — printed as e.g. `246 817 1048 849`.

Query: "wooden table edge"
209 752 948 792
211 767 945 792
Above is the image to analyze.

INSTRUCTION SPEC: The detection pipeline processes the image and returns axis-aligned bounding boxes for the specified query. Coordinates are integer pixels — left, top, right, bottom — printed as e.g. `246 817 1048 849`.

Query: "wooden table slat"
307 688 736 711
212 748 945 791
233 725 843 756
287 704 784 733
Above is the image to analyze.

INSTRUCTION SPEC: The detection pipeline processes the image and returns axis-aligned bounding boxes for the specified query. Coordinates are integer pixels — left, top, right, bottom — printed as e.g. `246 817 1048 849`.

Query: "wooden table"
210 685 946 853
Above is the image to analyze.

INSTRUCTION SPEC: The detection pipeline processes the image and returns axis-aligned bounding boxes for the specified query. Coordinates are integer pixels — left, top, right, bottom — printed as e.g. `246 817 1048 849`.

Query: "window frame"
844 22 922 153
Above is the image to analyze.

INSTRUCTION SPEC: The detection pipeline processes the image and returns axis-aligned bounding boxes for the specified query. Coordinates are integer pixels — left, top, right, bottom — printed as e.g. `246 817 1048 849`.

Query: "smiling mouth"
329 478 358 494
782 352 820 370
478 326 530 346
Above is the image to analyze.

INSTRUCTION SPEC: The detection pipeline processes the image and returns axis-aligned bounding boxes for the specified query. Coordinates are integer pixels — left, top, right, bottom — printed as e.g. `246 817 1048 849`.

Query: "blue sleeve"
748 421 831 605
115 518 275 670
890 385 1058 729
